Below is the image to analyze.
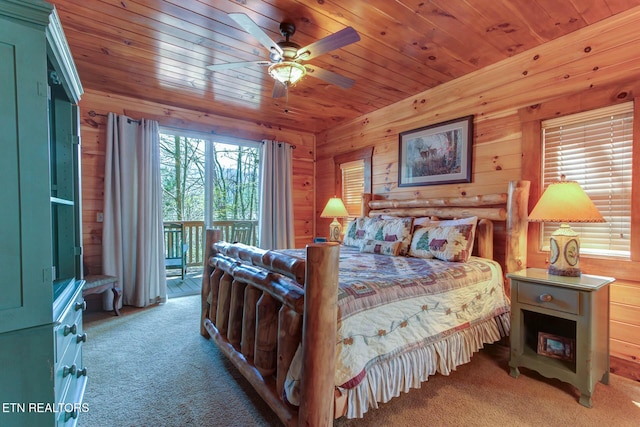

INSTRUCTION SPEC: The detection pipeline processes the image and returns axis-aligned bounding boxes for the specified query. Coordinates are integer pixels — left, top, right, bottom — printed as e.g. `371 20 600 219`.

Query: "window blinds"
541 102 633 257
341 159 365 217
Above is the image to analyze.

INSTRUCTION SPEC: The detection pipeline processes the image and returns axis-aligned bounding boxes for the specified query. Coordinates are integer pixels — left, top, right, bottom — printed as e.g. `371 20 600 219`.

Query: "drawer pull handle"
63 324 77 336
76 367 88 378
539 294 553 303
76 333 87 343
75 300 87 311
63 364 77 377
65 409 78 421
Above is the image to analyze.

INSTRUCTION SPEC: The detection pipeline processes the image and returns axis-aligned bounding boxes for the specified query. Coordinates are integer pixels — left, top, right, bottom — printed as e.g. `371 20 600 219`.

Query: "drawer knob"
65 409 78 421
539 294 554 303
63 324 77 336
76 367 88 378
75 300 87 311
76 333 87 343
63 364 77 377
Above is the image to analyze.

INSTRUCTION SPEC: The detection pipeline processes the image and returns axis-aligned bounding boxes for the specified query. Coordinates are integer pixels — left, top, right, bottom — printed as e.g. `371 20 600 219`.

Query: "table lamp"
528 176 605 277
320 197 349 242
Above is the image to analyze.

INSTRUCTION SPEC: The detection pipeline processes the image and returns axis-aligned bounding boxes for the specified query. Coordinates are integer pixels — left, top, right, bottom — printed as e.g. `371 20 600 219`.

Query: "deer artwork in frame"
398 115 474 187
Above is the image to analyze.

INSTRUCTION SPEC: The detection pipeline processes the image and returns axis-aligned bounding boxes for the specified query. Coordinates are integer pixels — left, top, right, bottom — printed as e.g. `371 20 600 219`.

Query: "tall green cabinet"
0 1 85 425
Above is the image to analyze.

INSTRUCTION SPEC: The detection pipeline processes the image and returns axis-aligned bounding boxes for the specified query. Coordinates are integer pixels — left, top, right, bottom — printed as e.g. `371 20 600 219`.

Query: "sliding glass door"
160 129 261 269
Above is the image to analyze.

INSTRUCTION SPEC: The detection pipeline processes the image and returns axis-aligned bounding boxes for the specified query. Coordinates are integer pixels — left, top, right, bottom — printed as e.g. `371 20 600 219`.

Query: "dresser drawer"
55 337 82 404
516 281 580 315
54 285 86 406
55 294 84 362
56 348 87 427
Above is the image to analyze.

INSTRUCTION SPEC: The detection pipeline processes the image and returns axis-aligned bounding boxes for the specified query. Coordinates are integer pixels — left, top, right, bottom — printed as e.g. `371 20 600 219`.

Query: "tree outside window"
159 133 260 222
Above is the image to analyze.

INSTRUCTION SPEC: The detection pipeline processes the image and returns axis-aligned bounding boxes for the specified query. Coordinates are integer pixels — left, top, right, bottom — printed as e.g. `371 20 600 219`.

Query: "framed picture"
398 115 473 187
537 332 575 362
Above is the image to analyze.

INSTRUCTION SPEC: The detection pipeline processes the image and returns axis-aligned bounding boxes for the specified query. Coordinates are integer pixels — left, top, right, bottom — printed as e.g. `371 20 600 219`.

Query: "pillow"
343 217 378 248
360 239 401 256
363 217 414 256
413 216 439 227
408 226 435 259
427 217 478 262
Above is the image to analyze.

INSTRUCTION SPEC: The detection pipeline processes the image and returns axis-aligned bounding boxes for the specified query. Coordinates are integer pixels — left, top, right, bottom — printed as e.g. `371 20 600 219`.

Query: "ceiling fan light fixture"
268 61 306 86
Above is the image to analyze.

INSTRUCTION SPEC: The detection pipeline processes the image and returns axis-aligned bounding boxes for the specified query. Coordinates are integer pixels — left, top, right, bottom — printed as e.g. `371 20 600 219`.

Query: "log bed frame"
200 180 530 426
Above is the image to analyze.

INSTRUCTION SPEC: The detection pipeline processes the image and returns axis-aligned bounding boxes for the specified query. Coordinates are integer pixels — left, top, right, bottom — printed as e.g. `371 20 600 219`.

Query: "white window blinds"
541 102 633 257
341 159 365 217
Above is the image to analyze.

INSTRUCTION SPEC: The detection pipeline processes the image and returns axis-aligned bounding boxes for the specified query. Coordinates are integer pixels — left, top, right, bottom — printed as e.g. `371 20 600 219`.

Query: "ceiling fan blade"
228 13 283 58
296 27 360 61
272 81 287 99
304 65 355 89
206 61 270 71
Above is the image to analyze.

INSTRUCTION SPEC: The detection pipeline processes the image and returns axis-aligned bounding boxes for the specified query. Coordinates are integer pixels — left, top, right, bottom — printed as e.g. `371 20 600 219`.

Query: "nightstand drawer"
517 282 579 315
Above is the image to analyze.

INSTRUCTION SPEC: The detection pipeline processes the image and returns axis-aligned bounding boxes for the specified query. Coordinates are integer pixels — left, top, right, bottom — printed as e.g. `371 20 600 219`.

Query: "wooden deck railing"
165 220 259 267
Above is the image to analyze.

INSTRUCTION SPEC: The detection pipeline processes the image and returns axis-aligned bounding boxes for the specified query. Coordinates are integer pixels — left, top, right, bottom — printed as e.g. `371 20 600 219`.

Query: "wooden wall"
78 89 315 275
315 9 640 374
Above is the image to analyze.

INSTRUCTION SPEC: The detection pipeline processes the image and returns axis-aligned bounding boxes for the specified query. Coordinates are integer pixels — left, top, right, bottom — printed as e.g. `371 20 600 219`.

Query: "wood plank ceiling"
49 0 638 133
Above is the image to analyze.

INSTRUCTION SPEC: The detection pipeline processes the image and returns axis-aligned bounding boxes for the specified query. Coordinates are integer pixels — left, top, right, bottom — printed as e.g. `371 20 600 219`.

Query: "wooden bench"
83 275 122 316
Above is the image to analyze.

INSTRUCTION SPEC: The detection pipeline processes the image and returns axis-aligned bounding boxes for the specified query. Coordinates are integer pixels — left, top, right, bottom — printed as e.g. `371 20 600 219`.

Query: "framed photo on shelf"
398 115 473 187
537 332 575 362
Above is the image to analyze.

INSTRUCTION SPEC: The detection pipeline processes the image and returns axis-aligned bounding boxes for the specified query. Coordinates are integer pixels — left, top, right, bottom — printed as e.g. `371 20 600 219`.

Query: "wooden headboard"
361 180 530 278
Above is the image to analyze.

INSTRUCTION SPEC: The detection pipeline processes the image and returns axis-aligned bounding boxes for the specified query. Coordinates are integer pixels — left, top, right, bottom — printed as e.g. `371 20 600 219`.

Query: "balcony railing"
164 220 258 267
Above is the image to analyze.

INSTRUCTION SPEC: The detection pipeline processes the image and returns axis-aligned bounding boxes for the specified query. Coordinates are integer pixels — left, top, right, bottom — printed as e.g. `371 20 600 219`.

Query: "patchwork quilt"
281 245 509 404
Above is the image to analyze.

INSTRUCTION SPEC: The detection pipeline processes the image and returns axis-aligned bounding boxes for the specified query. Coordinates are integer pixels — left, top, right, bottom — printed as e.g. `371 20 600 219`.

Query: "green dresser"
0 1 85 425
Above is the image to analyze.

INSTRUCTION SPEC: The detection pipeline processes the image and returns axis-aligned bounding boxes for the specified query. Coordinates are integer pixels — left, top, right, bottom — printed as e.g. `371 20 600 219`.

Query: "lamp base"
547 224 581 277
329 218 342 242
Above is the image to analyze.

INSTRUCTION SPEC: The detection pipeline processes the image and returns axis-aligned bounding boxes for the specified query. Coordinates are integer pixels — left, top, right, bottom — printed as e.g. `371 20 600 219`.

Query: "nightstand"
507 268 614 407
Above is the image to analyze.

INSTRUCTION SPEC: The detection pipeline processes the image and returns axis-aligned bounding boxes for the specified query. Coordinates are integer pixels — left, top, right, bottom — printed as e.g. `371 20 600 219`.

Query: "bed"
200 180 530 426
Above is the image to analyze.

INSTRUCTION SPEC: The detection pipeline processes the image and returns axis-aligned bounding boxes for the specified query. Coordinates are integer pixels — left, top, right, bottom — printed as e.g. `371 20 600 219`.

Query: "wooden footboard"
200 229 340 426
200 180 530 425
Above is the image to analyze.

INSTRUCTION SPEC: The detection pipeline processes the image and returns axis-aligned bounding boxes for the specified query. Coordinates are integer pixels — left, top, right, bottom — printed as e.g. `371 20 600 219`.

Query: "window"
341 159 365 218
541 102 633 258
333 147 373 223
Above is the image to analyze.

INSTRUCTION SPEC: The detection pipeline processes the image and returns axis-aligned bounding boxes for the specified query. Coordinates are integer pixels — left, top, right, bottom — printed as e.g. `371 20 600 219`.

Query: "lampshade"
529 177 604 277
321 197 349 242
320 197 349 218
528 180 605 223
268 61 306 86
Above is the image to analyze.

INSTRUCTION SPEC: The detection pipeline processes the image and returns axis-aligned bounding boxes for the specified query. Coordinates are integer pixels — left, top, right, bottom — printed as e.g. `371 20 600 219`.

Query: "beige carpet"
82 294 640 427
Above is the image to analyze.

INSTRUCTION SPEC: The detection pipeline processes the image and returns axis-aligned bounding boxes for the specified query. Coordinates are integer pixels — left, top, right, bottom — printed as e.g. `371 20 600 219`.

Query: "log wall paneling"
314 12 640 371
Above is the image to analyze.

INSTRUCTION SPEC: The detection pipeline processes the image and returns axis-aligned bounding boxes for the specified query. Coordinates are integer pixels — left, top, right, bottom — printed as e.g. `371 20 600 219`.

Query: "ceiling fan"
207 13 360 98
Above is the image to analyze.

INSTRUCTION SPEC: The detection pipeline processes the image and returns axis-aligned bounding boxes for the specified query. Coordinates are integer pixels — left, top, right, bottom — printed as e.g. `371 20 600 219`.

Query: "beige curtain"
102 113 166 308
258 140 295 249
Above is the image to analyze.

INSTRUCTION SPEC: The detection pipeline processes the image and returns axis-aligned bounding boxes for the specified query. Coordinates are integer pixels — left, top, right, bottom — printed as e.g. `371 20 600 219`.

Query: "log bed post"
505 180 531 275
228 280 247 346
255 293 279 376
201 228 222 337
216 272 233 336
298 242 340 427
241 285 261 359
277 307 302 398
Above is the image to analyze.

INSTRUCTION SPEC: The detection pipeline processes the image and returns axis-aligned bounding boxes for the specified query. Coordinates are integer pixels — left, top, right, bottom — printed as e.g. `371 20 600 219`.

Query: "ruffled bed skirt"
339 312 511 419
